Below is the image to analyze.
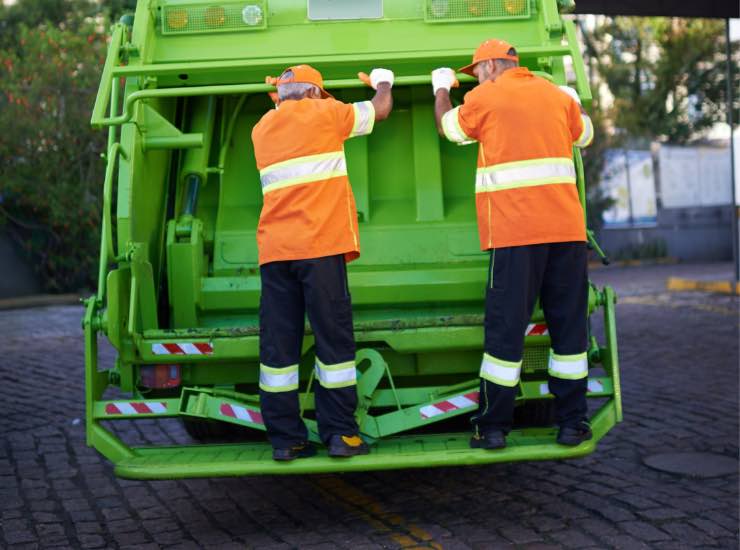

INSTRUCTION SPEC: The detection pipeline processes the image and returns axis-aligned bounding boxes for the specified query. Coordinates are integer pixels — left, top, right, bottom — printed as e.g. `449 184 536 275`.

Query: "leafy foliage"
584 17 739 144
0 6 111 291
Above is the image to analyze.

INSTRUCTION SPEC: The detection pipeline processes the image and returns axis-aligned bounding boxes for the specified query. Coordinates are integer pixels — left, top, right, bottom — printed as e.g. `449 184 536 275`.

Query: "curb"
666 277 740 295
589 257 678 270
0 294 84 311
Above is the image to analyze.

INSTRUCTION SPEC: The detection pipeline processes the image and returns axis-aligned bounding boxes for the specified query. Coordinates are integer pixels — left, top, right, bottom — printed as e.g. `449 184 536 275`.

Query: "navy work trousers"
259 254 359 448
472 242 589 434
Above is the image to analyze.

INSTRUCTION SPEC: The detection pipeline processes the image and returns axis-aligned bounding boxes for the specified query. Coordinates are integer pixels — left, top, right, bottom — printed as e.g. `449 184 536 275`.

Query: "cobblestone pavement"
1 264 738 549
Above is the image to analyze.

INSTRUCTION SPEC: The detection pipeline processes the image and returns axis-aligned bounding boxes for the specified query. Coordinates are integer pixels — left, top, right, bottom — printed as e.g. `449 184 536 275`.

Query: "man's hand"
432 68 457 135
359 68 394 121
358 68 394 89
432 68 459 96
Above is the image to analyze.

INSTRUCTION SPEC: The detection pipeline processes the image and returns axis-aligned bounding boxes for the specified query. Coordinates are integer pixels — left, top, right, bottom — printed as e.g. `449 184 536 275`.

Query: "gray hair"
494 58 518 70
278 82 320 101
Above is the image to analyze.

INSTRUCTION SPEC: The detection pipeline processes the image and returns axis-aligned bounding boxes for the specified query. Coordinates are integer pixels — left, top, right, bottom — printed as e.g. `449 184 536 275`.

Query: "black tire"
182 417 265 442
514 399 556 428
182 418 234 441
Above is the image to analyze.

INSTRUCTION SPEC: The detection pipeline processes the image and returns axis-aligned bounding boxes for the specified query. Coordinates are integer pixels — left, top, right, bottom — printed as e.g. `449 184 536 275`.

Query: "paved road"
1 263 738 549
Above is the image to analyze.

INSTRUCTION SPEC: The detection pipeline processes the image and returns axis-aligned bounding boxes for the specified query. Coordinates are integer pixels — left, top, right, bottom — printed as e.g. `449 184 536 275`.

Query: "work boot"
556 421 593 446
272 441 317 461
470 430 507 450
328 435 370 457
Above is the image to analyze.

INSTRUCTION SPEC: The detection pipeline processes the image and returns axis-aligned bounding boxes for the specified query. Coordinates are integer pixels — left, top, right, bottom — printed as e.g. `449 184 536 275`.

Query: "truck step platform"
114 406 614 479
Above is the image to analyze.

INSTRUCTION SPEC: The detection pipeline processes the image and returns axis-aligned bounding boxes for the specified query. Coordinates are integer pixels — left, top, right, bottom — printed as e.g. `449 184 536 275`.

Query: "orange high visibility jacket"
251 98 375 265
441 67 594 250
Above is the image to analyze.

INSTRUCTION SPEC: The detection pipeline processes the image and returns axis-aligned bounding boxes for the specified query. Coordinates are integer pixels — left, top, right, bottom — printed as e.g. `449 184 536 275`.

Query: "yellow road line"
311 475 443 549
667 277 740 295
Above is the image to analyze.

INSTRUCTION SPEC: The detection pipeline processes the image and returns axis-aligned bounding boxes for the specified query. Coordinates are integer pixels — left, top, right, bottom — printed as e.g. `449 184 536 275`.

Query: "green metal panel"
86 0 621 477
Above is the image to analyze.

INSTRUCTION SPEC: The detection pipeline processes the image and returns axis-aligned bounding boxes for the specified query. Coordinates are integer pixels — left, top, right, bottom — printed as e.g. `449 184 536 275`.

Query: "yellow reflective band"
575 115 594 148
480 353 522 387
259 363 299 392
314 358 356 389
260 151 347 195
442 107 475 144
350 101 375 137
548 351 588 380
475 157 576 193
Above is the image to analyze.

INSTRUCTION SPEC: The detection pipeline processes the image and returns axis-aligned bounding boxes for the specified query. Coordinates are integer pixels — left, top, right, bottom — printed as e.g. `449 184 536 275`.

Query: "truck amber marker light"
166 8 188 30
85 0 621 479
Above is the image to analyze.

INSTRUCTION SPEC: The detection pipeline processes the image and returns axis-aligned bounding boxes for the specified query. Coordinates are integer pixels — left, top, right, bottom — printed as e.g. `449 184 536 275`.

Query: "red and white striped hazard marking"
104 402 167 415
220 403 264 425
525 323 549 336
151 342 214 355
420 391 479 419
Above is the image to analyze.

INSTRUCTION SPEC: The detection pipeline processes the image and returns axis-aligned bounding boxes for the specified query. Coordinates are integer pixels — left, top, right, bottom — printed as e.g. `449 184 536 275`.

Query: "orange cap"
458 39 519 76
270 64 333 99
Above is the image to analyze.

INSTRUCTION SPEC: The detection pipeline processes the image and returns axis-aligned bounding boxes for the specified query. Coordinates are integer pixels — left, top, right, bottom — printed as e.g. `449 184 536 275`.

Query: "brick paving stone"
635 507 688 521
0 271 738 549
498 525 543 544
688 518 736 538
660 522 717 546
548 529 598 548
617 520 671 542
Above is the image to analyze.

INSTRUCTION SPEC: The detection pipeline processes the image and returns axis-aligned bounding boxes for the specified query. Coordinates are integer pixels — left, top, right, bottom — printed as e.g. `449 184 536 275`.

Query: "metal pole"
624 149 635 226
726 19 738 283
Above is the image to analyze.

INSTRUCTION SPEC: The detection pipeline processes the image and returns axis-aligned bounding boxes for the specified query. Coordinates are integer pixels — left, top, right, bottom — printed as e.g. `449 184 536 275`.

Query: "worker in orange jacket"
432 40 595 449
252 65 393 461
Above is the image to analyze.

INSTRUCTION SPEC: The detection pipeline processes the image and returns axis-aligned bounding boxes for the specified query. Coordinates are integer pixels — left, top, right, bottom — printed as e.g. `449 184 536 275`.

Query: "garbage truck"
85 0 621 479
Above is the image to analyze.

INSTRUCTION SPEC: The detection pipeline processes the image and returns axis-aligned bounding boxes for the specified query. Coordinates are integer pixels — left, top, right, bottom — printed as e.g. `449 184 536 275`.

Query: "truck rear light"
140 365 181 389
205 6 226 27
166 8 188 30
504 0 526 15
242 4 263 25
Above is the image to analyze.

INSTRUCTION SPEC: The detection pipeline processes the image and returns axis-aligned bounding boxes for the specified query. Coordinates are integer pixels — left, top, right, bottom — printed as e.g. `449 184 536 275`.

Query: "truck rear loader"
85 0 622 479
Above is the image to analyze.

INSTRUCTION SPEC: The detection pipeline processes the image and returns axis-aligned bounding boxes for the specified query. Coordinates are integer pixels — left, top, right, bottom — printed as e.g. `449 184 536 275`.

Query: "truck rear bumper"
110 401 616 479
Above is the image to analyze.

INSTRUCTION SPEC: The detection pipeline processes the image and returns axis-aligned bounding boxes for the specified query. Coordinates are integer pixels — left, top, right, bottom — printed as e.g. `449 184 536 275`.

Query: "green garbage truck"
85 0 621 479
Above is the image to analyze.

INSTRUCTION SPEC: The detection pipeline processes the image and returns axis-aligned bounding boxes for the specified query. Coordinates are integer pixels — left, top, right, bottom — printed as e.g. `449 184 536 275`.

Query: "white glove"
369 68 394 89
432 67 457 95
559 85 581 104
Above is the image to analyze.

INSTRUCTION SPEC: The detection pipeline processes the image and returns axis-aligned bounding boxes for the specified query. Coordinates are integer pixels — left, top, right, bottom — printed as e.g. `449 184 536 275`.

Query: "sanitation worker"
251 65 394 461
432 40 594 450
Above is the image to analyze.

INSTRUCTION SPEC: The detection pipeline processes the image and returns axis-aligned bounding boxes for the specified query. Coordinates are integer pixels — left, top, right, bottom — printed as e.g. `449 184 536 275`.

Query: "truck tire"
182 418 265 442
182 418 234 441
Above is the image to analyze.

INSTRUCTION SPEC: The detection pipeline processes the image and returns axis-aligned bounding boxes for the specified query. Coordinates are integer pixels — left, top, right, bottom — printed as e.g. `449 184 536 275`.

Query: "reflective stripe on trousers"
259 363 299 392
476 157 576 193
479 353 522 387
315 358 356 389
548 350 588 380
259 151 347 194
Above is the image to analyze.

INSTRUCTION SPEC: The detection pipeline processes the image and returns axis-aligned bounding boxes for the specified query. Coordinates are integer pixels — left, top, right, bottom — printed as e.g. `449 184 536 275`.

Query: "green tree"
584 17 739 144
0 15 109 291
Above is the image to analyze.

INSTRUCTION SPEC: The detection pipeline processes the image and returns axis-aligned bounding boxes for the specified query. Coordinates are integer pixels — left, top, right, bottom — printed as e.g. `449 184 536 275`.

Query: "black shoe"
556 422 593 446
272 442 317 462
328 435 370 458
470 430 507 450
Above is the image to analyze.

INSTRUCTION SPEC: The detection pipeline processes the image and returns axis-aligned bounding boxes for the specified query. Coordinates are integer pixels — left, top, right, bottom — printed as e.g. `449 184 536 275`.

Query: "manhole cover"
643 452 738 478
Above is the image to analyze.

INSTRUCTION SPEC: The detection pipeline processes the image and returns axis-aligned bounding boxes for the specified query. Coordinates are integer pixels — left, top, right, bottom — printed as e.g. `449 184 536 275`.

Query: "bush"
0 16 109 292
